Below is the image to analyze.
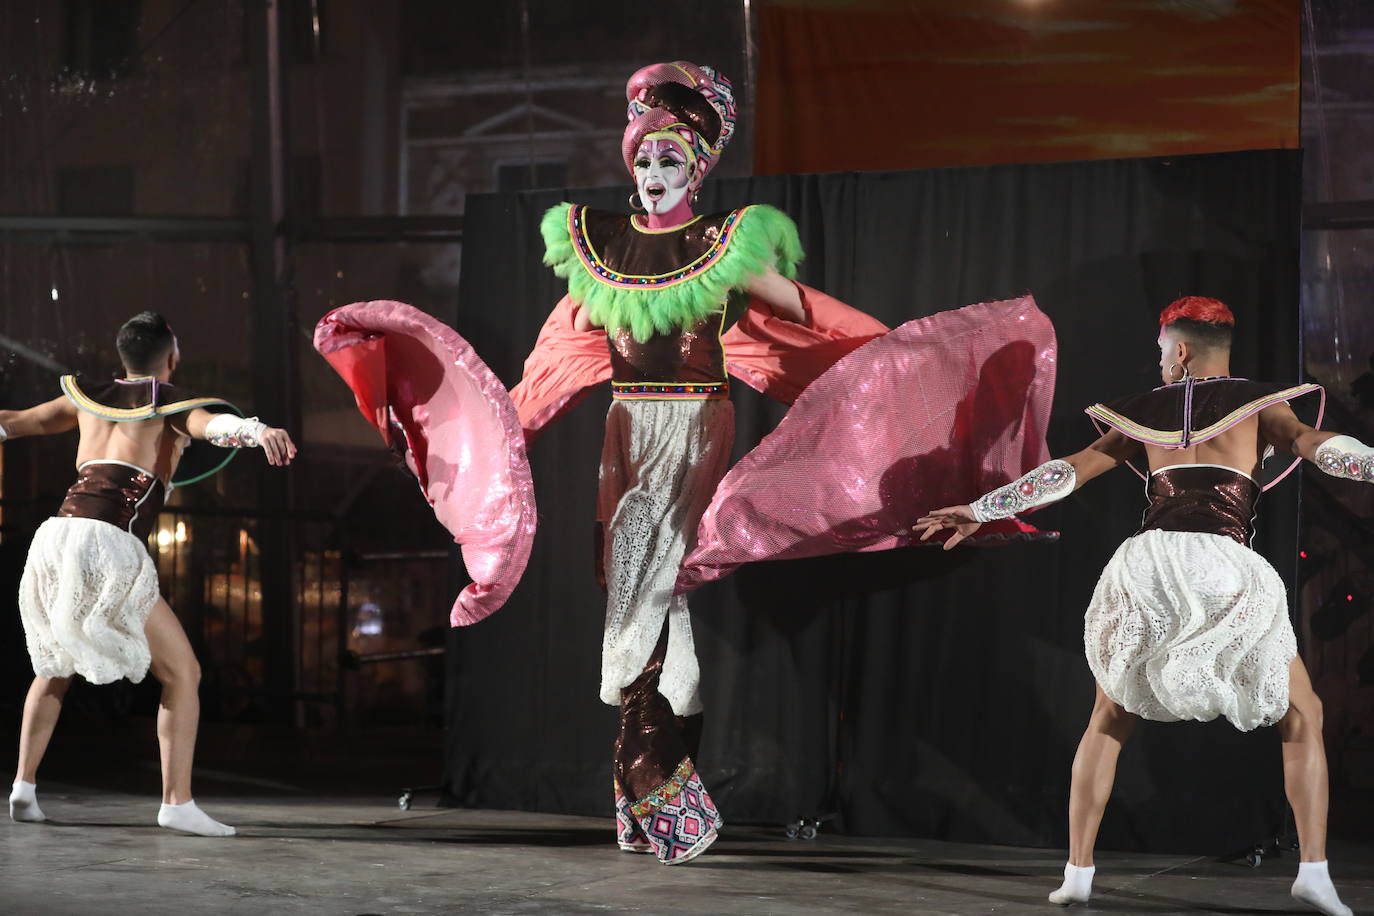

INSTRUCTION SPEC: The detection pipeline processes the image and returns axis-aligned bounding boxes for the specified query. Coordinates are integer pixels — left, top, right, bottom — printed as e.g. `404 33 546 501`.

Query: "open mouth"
645 183 666 202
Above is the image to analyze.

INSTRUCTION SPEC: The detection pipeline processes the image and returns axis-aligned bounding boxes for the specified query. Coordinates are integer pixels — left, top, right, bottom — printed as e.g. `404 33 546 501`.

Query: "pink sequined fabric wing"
678 295 1057 592
723 282 889 404
509 295 613 441
313 300 537 626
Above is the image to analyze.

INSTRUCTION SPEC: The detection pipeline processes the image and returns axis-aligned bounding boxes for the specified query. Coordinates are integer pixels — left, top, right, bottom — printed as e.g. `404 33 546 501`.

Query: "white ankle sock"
9 780 45 823
1048 863 1094 905
1292 861 1352 916
157 800 236 837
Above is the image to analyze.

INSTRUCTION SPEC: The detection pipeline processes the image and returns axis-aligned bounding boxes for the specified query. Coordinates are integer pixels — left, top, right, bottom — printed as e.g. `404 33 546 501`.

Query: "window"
63 0 142 80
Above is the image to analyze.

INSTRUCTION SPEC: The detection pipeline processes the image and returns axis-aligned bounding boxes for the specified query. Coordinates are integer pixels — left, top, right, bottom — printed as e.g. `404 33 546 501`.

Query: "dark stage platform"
3 784 1371 915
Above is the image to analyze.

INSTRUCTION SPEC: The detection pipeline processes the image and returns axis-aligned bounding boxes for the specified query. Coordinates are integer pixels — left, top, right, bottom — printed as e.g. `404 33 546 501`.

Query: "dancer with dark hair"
914 297 1363 916
3 311 296 836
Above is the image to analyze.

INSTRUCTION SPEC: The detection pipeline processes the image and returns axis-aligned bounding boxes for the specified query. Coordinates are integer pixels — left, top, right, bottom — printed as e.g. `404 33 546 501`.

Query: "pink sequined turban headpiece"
622 61 737 179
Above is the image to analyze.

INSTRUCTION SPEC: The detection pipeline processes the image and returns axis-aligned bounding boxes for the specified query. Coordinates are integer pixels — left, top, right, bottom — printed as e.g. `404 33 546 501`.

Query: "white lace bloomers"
19 460 166 684
597 398 734 717
1086 528 1295 731
20 516 160 684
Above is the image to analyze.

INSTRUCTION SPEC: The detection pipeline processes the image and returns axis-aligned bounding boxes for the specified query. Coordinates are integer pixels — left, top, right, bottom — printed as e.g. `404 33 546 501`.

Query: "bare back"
1141 413 1269 479
74 412 188 485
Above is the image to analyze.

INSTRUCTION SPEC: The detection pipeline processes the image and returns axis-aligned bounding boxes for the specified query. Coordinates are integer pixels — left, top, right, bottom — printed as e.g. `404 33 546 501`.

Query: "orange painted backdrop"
755 0 1299 174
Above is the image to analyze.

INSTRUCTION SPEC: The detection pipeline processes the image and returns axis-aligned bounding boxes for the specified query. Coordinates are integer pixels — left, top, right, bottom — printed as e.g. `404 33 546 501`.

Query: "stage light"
50 287 58 301
156 528 174 548
175 520 188 543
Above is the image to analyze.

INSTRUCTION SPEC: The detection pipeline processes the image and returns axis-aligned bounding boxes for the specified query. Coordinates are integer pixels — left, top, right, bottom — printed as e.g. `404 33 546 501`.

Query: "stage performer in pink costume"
513 60 1058 865
312 61 1057 864
546 60 808 865
4 311 296 837
914 298 1361 916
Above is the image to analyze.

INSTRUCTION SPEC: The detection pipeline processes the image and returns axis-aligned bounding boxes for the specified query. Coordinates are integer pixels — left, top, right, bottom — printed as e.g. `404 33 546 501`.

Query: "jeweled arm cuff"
204 413 268 448
1315 434 1374 483
969 459 1076 523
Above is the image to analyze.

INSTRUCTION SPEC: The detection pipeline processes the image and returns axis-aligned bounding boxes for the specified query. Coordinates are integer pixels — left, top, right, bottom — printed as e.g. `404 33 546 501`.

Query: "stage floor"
2 785 1371 916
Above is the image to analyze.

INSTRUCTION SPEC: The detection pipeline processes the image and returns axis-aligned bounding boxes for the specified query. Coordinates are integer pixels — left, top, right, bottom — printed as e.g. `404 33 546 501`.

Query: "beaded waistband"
612 381 729 400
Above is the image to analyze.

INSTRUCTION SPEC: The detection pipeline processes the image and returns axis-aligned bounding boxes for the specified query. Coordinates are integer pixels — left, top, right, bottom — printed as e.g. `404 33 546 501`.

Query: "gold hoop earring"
628 191 645 212
1168 362 1189 383
690 188 700 207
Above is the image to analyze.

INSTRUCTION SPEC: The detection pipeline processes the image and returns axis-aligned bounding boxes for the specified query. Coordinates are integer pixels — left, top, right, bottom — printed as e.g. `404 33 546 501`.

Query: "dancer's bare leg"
1282 657 1350 916
144 597 233 837
1050 685 1137 905
17 676 69 783
9 676 71 822
146 598 200 805
1281 657 1327 862
1068 686 1137 866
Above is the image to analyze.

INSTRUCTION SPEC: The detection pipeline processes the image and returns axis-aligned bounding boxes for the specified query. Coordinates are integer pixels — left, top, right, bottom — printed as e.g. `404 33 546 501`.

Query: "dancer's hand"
911 505 981 550
261 427 297 466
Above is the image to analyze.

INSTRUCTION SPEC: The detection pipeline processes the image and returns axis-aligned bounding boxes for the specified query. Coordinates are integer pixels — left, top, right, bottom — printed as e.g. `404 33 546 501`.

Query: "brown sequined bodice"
576 209 742 388
57 461 165 542
609 315 727 385
1138 465 1259 546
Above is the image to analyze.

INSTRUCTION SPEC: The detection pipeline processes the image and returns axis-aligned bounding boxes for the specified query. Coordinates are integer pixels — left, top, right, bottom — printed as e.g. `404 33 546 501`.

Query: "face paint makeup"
634 136 696 226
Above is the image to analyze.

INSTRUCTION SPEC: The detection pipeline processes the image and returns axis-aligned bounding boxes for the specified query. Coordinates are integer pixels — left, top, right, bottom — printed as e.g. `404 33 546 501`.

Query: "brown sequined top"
575 210 746 389
1138 465 1259 546
608 313 731 385
57 461 165 543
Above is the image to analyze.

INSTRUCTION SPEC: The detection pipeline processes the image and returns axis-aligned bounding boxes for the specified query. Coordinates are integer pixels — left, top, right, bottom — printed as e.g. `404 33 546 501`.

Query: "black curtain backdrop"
444 150 1303 855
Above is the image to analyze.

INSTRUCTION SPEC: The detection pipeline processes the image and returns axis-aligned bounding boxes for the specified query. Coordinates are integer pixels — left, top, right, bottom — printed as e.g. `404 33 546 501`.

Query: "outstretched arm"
1262 402 1374 482
178 408 297 467
1260 402 1337 462
0 396 79 441
912 429 1140 549
745 268 808 324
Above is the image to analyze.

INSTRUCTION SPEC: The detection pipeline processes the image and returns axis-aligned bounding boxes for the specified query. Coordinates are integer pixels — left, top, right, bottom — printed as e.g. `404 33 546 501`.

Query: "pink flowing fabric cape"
677 295 1057 592
510 282 888 438
313 301 537 626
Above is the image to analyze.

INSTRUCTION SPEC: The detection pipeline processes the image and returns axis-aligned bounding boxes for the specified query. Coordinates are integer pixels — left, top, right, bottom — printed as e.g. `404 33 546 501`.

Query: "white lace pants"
597 399 734 716
1085 530 1296 731
18 517 161 685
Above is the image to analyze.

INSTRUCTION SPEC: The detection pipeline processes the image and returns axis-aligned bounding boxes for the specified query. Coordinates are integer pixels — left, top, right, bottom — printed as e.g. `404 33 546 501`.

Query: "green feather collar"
541 202 803 342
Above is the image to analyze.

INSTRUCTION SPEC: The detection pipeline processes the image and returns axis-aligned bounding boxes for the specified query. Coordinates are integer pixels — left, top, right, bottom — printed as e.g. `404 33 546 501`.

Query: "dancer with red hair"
915 296 1367 915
